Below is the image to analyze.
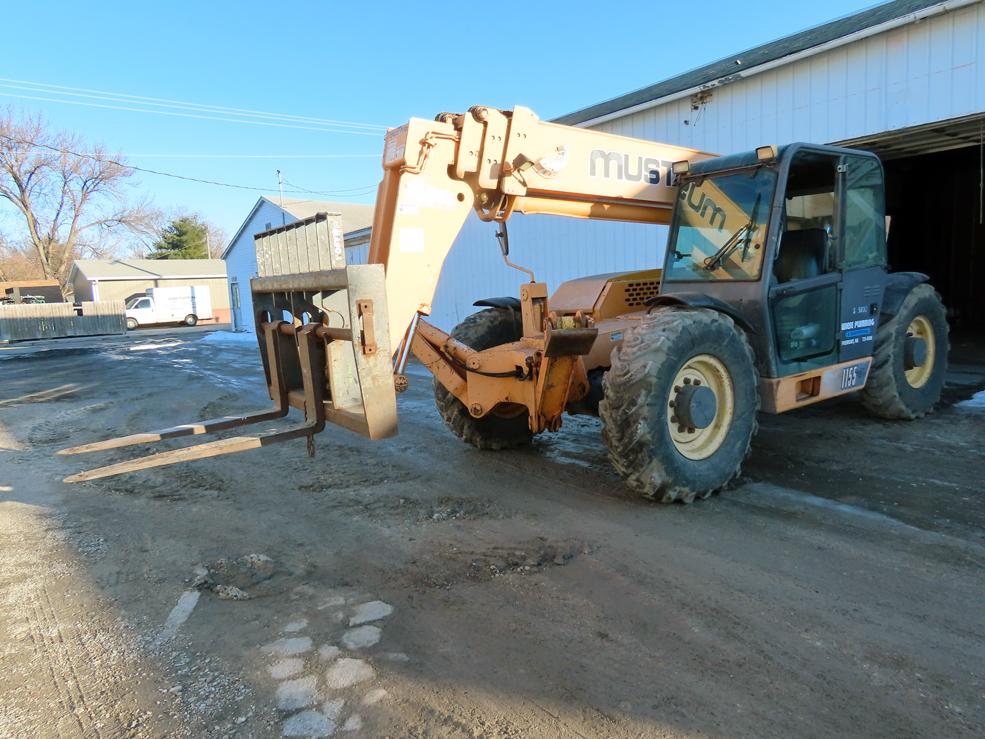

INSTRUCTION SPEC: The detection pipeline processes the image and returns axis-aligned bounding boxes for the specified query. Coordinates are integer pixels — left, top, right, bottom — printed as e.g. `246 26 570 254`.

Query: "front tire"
433 308 532 450
600 309 759 503
126 317 138 330
183 314 198 327
862 284 948 419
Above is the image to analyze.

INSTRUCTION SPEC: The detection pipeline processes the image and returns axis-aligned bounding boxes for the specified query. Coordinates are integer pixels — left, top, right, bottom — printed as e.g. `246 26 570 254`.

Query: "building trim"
559 0 980 129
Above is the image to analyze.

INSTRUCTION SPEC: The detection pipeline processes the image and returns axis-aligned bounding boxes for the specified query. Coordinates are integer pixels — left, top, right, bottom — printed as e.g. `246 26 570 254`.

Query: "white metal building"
430 0 985 330
222 197 373 331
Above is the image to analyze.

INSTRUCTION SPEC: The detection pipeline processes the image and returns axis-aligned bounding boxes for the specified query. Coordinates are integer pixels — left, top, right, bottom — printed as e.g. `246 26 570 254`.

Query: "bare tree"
0 109 158 297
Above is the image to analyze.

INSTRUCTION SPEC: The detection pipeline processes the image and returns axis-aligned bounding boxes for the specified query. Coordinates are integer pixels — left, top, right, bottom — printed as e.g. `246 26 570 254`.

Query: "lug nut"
687 427 696 434
670 415 678 423
469 403 483 416
693 379 702 386
684 377 692 385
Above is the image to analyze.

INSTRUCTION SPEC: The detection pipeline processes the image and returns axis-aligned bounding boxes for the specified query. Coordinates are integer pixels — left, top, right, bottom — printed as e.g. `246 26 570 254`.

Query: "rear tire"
600 309 759 503
433 308 532 450
126 317 138 330
184 314 198 327
861 284 948 419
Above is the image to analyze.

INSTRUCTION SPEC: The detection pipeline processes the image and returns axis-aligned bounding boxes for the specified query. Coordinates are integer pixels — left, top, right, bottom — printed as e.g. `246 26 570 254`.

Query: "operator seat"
774 228 826 282
773 228 830 362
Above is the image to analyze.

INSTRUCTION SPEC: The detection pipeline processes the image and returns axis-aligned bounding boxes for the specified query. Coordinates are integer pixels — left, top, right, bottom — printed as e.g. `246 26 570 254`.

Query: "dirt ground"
1 328 983 738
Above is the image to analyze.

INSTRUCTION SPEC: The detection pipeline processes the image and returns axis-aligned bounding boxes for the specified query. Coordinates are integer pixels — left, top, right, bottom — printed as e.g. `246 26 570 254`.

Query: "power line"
128 153 380 160
282 177 378 196
0 132 378 198
0 91 384 137
0 77 388 131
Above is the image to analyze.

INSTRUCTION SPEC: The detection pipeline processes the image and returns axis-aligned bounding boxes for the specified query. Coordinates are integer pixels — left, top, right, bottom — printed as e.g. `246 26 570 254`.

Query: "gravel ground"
1 328 983 738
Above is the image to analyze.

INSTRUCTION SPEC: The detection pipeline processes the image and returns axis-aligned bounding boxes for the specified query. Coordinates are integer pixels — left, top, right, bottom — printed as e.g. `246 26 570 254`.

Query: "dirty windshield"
665 168 775 281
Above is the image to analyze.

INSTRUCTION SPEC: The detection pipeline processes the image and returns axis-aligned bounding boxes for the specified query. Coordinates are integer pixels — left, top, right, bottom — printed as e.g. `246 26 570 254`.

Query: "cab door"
836 153 887 363
768 149 842 375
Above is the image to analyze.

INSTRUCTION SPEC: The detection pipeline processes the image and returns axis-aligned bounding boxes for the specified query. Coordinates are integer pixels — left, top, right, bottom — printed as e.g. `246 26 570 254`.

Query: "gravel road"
1 329 983 738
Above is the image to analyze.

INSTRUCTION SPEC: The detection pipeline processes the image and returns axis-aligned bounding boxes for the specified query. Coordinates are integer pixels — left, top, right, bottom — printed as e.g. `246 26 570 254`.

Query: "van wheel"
126 317 138 330
184 314 198 327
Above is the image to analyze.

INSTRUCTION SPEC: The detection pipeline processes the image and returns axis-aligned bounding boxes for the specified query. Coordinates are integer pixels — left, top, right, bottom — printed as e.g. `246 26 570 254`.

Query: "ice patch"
349 600 393 626
325 658 375 689
957 389 985 412
382 652 409 662
284 618 309 633
319 644 340 662
269 658 305 679
276 675 318 710
361 688 387 706
341 625 381 650
342 714 362 732
127 341 184 352
153 590 200 647
282 709 334 737
263 637 313 657
200 330 259 344
322 698 345 721
317 595 346 610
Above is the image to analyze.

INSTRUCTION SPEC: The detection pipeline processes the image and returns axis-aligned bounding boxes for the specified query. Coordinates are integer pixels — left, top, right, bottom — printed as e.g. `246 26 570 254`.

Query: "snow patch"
269 658 305 680
282 709 334 737
341 625 381 650
200 330 258 344
325 658 374 689
153 590 199 647
263 637 313 657
349 600 393 626
318 644 340 662
284 618 309 633
956 390 985 412
276 675 318 710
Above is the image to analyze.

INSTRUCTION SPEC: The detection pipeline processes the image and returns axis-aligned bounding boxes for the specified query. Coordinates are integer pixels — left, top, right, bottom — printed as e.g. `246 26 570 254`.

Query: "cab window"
841 155 886 269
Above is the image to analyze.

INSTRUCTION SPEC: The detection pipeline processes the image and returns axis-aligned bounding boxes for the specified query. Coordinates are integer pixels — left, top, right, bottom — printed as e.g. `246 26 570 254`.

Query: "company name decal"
589 150 673 186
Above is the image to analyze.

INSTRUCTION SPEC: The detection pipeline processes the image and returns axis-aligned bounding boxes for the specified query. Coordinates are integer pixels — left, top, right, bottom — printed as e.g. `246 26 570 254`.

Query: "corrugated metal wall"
429 1 985 330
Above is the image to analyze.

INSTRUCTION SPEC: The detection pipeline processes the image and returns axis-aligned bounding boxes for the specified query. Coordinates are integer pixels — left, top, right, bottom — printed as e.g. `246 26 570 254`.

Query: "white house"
222 197 373 331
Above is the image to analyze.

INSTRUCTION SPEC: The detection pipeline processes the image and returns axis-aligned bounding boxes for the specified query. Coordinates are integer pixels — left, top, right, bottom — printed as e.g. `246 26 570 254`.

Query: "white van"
125 285 213 330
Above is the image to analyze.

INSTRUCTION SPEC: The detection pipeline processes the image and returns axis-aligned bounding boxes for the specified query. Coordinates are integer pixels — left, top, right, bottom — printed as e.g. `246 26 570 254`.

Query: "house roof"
71 259 227 282
554 0 949 126
221 197 376 259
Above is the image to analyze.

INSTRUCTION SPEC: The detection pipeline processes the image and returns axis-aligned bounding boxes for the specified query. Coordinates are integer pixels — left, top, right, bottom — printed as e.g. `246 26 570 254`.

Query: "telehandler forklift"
61 106 949 502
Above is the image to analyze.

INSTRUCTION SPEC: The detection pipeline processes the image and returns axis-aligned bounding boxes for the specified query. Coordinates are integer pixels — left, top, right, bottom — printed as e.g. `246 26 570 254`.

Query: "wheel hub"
904 315 936 388
904 335 928 370
667 354 735 461
674 383 717 430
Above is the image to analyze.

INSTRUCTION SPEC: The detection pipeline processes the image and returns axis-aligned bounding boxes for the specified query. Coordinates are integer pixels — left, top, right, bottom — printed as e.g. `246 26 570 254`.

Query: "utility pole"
277 170 286 225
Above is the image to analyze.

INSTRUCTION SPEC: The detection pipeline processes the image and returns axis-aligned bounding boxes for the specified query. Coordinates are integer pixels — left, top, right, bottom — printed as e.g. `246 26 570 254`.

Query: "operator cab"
661 142 888 381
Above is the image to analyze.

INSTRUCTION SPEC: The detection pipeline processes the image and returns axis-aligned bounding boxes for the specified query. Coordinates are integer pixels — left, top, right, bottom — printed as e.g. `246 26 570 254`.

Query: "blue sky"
2 0 875 244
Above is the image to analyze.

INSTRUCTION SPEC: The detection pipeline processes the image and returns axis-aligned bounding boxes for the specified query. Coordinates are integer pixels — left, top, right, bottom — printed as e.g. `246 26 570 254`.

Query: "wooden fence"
0 301 126 342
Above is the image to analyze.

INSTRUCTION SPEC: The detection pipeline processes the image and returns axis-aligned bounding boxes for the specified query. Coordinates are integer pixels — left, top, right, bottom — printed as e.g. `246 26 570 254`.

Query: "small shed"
69 259 230 323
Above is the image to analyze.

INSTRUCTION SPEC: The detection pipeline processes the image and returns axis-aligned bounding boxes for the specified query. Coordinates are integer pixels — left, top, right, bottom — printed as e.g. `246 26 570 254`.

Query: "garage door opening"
883 145 984 329
839 115 985 335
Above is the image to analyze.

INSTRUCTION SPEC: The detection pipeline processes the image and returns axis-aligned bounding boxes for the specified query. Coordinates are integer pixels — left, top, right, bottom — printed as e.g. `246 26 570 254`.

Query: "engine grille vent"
623 280 660 307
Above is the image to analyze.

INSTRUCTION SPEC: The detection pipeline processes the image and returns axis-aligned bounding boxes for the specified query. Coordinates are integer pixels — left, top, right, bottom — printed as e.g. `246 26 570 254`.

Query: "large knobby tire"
600 308 759 503
433 308 532 450
862 284 949 420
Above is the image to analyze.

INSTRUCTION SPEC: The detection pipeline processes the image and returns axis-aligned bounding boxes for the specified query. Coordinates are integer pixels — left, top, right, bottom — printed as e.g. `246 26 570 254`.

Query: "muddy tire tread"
599 309 759 503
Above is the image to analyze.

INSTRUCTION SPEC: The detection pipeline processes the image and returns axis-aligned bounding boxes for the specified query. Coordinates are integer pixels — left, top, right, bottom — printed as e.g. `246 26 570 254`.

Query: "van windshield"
665 168 776 281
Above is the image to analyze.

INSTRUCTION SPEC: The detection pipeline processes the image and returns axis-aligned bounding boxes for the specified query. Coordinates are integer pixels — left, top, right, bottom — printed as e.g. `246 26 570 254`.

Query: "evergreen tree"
148 216 209 259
